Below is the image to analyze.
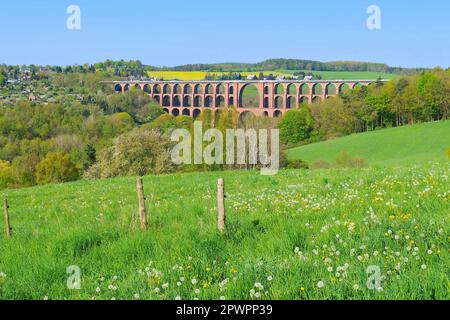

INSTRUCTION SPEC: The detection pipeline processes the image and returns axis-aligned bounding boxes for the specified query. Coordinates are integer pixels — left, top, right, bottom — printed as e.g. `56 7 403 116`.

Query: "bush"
85 127 175 179
35 152 80 185
311 160 332 169
335 151 368 168
0 160 14 189
310 152 368 170
286 159 309 169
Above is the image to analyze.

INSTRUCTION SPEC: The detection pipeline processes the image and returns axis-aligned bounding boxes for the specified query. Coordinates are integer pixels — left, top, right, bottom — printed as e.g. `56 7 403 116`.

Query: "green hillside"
278 69 396 80
288 121 450 166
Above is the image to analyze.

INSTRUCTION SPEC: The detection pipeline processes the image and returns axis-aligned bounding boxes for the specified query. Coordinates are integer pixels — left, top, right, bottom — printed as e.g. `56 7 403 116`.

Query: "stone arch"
124 84 130 92
274 96 284 109
163 108 169 114
173 95 181 107
193 109 201 118
184 84 192 94
264 85 269 94
312 83 323 95
194 84 203 94
163 84 171 94
325 83 336 95
299 96 309 104
239 84 260 108
287 84 297 95
205 84 214 94
204 96 213 107
143 84 151 93
238 111 255 124
183 96 192 107
263 111 269 117
154 95 161 103
153 84 161 94
300 83 310 94
274 84 285 94
353 82 363 90
173 84 182 94
162 95 171 107
339 83 350 93
229 85 234 95
182 109 190 116
216 96 225 107
194 96 203 107
263 97 269 108
114 84 123 93
172 108 180 116
286 96 296 109
312 96 322 103
134 84 141 90
216 84 225 94
273 110 282 118
229 97 235 106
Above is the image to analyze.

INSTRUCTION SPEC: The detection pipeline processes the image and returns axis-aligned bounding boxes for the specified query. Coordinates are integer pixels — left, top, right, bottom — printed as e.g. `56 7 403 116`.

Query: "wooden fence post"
136 177 148 228
4 199 11 239
217 178 225 232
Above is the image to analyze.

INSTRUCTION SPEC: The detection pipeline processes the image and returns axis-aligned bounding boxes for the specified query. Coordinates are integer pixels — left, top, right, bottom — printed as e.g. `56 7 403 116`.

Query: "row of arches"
114 82 365 96
158 95 229 108
155 94 328 109
265 83 363 95
162 108 284 118
115 83 231 95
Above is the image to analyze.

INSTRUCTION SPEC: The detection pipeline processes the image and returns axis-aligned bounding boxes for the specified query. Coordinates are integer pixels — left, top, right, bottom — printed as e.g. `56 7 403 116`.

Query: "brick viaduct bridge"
112 80 377 118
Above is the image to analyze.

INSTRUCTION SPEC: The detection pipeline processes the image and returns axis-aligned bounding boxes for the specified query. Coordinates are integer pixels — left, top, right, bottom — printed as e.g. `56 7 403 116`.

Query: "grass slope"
288 121 450 166
0 162 448 300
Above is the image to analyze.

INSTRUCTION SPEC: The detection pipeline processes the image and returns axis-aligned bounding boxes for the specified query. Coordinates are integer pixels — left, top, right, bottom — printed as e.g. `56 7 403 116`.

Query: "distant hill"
151 58 428 76
287 121 450 166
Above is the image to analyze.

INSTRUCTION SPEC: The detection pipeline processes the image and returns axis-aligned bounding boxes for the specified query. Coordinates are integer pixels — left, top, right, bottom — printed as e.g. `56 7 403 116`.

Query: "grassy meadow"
147 70 396 81
0 121 449 300
288 121 450 167
0 161 448 300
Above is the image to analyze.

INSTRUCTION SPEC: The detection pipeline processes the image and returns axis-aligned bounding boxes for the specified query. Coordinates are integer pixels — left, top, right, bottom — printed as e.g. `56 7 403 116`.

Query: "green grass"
278 69 396 80
0 161 448 300
147 70 396 81
288 121 450 166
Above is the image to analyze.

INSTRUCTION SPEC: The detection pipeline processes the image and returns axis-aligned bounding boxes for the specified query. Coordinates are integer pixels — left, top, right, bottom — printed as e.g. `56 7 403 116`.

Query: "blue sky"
0 0 448 68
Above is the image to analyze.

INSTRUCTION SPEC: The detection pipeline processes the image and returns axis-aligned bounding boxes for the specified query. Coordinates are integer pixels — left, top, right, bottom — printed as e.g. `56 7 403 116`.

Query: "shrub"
0 160 14 189
311 160 332 169
286 159 309 169
35 152 80 185
85 127 175 179
335 151 368 168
